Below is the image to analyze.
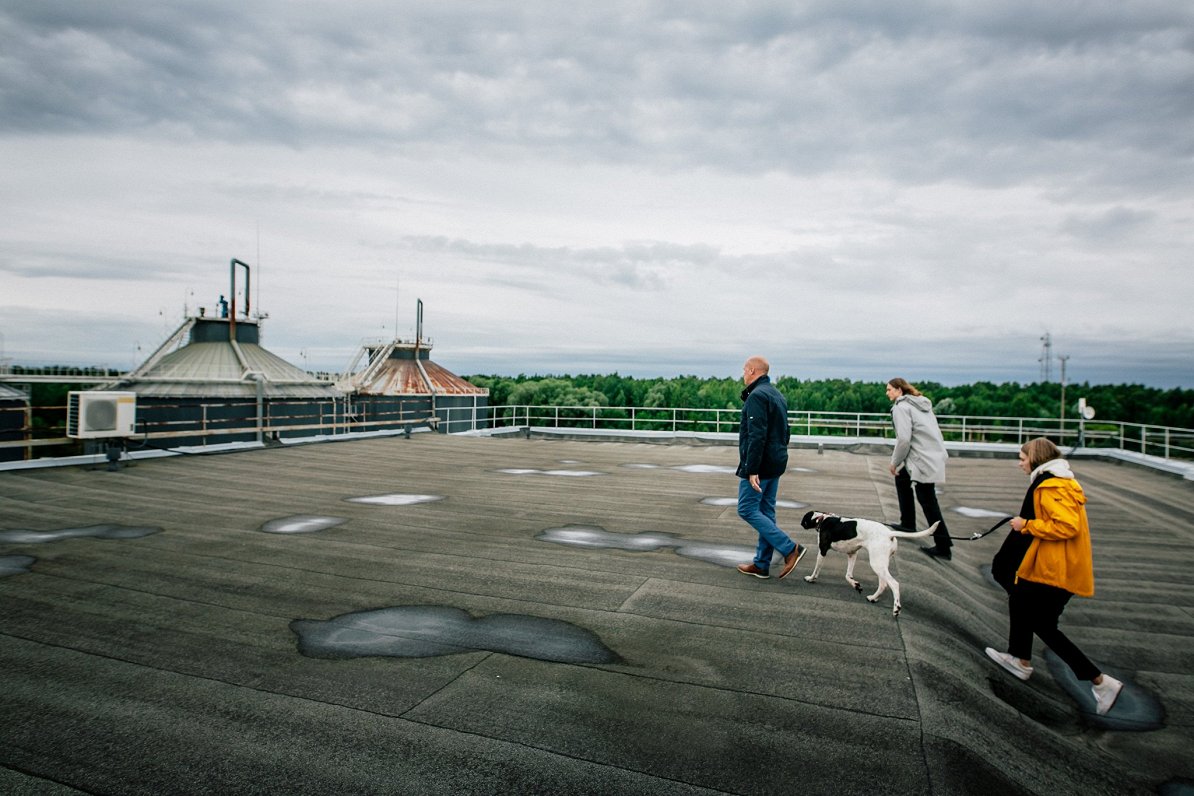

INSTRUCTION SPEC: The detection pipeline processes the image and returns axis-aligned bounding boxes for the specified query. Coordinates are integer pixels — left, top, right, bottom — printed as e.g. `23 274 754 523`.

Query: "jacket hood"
895 394 934 413
1030 457 1075 482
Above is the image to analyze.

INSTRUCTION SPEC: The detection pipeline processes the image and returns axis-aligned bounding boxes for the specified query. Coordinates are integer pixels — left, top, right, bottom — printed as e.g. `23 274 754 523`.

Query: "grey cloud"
0 246 195 281
401 235 722 290
3 2 1190 191
1059 206 1156 241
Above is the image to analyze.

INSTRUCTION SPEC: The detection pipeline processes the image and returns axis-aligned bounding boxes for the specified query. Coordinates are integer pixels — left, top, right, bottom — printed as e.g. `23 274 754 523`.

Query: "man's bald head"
742 356 770 385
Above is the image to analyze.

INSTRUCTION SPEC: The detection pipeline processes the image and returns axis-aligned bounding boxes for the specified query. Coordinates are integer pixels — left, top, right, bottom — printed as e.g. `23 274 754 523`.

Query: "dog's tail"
888 521 939 539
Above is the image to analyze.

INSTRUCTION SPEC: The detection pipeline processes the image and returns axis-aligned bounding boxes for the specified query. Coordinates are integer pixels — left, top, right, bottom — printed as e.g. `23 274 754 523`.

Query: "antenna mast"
1039 332 1053 382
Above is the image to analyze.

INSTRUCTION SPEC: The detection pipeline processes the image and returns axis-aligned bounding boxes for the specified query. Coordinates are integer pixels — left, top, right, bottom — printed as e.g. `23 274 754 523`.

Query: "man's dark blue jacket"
736 375 791 479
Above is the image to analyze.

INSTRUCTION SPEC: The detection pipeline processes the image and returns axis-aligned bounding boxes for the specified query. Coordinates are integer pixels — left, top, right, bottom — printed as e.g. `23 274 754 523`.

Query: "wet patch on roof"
1044 651 1164 731
0 524 162 544
537 525 774 570
671 464 737 474
621 463 661 469
536 525 681 551
0 555 35 577
261 515 349 534
954 506 1009 518
291 606 621 664
495 468 603 477
700 497 808 509
345 494 445 506
978 564 1002 590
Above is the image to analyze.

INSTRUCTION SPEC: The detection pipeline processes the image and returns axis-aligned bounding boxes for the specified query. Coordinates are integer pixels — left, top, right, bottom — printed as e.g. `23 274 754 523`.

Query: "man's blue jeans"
737 476 796 571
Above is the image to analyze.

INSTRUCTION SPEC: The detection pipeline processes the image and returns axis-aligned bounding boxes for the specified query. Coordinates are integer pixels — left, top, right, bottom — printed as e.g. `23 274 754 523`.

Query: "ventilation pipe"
229 258 251 342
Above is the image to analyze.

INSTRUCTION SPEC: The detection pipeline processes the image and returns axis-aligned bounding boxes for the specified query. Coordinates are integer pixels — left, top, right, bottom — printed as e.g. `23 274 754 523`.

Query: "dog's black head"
803 510 859 555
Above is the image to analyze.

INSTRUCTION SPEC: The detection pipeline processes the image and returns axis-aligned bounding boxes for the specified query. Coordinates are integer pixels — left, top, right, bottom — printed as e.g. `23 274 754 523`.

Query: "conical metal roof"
340 338 487 397
110 317 342 399
0 383 28 401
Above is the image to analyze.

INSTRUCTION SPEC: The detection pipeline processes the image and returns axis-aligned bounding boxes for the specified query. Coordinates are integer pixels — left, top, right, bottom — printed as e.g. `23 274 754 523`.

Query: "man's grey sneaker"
1092 675 1124 715
985 647 1033 681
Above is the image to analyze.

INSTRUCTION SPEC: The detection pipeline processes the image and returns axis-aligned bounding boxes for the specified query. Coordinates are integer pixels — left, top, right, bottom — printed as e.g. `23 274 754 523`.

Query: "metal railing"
3 401 1192 464
453 405 1194 462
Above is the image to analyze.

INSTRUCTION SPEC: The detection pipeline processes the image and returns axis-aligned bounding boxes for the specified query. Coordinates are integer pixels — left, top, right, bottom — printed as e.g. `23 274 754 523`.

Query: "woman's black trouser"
894 468 951 550
1008 579 1100 681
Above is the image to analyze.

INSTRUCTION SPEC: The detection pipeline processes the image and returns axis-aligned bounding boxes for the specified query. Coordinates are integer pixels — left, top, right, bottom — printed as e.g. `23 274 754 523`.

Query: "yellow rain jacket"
1016 476 1095 597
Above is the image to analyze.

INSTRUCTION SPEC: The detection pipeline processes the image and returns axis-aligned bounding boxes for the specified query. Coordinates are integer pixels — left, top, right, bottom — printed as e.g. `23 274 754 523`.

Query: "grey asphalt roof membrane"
1 433 1192 795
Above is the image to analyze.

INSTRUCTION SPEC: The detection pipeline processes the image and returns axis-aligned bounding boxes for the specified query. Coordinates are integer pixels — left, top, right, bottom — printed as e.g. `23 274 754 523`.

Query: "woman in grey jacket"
887 378 952 559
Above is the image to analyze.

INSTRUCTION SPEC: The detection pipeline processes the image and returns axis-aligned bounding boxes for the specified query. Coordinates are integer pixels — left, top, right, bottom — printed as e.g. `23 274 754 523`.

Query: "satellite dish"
1078 398 1096 420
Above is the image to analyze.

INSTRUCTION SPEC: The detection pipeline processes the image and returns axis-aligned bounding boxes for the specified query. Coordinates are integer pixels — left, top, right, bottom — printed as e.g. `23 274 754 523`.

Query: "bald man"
735 356 806 579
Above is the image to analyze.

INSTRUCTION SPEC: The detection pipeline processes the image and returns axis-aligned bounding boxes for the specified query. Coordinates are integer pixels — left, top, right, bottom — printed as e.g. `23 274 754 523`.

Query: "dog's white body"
800 511 939 617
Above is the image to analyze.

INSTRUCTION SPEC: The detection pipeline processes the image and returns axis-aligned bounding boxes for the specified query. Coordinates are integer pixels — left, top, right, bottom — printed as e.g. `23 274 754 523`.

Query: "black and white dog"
800 510 939 617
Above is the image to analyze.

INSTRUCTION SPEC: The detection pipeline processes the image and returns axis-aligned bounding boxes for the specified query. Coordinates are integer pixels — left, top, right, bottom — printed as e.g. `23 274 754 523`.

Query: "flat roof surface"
1 433 1192 795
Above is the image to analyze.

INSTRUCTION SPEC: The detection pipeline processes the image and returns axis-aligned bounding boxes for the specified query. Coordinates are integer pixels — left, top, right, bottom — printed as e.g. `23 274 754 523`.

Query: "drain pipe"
413 299 438 430
251 372 265 444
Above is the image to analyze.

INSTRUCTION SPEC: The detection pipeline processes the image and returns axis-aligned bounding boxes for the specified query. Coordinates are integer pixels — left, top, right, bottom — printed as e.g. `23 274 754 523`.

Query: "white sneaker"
1092 675 1124 716
985 647 1033 681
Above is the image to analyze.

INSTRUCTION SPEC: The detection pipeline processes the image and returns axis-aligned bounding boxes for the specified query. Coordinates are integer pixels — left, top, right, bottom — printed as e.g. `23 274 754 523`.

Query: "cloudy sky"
2 1 1192 387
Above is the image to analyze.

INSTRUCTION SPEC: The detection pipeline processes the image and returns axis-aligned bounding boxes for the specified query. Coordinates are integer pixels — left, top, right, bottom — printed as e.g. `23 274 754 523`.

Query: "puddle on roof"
495 468 603 477
0 555 35 577
621 463 661 469
291 605 621 664
536 525 681 551
536 525 775 569
1045 650 1163 731
954 506 1008 518
345 494 445 506
700 497 807 509
0 524 162 544
261 516 349 534
671 464 737 474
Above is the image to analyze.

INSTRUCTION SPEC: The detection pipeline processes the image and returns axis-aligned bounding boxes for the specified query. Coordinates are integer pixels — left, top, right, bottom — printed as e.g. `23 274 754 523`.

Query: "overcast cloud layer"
2 1 1192 387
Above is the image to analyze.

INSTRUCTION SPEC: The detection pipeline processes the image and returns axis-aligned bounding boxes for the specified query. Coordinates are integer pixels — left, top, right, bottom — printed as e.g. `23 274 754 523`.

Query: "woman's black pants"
1008 579 1100 681
894 468 951 550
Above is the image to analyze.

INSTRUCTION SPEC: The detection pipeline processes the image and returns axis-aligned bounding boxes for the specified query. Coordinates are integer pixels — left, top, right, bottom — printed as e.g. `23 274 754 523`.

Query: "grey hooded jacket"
890 394 948 484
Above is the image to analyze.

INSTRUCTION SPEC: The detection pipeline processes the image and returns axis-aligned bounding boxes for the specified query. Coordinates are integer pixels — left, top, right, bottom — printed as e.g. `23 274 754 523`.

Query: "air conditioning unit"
67 391 138 439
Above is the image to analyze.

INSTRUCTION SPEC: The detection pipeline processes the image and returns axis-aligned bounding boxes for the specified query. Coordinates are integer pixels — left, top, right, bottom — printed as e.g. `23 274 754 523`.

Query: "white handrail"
461 404 1194 461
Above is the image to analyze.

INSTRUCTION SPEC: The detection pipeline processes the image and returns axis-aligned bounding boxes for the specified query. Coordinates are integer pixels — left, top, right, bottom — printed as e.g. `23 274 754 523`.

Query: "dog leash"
875 516 1013 541
949 516 1013 542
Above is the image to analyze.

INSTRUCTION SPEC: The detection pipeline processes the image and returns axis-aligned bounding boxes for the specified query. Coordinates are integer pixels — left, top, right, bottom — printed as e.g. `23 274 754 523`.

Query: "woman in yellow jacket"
984 437 1124 715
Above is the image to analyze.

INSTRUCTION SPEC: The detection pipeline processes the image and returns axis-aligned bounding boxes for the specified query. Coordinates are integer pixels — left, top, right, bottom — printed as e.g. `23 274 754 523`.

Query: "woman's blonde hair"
887 377 921 397
1021 437 1062 471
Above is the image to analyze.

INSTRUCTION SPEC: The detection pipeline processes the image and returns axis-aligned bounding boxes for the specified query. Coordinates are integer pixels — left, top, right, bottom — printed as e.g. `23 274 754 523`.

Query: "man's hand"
748 474 762 492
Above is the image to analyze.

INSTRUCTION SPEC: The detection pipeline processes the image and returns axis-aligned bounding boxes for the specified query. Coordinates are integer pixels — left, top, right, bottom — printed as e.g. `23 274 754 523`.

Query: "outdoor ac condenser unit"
67 391 137 439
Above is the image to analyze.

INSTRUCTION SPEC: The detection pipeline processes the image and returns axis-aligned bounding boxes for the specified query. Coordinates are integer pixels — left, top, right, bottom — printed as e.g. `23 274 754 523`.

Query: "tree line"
464 373 1194 429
